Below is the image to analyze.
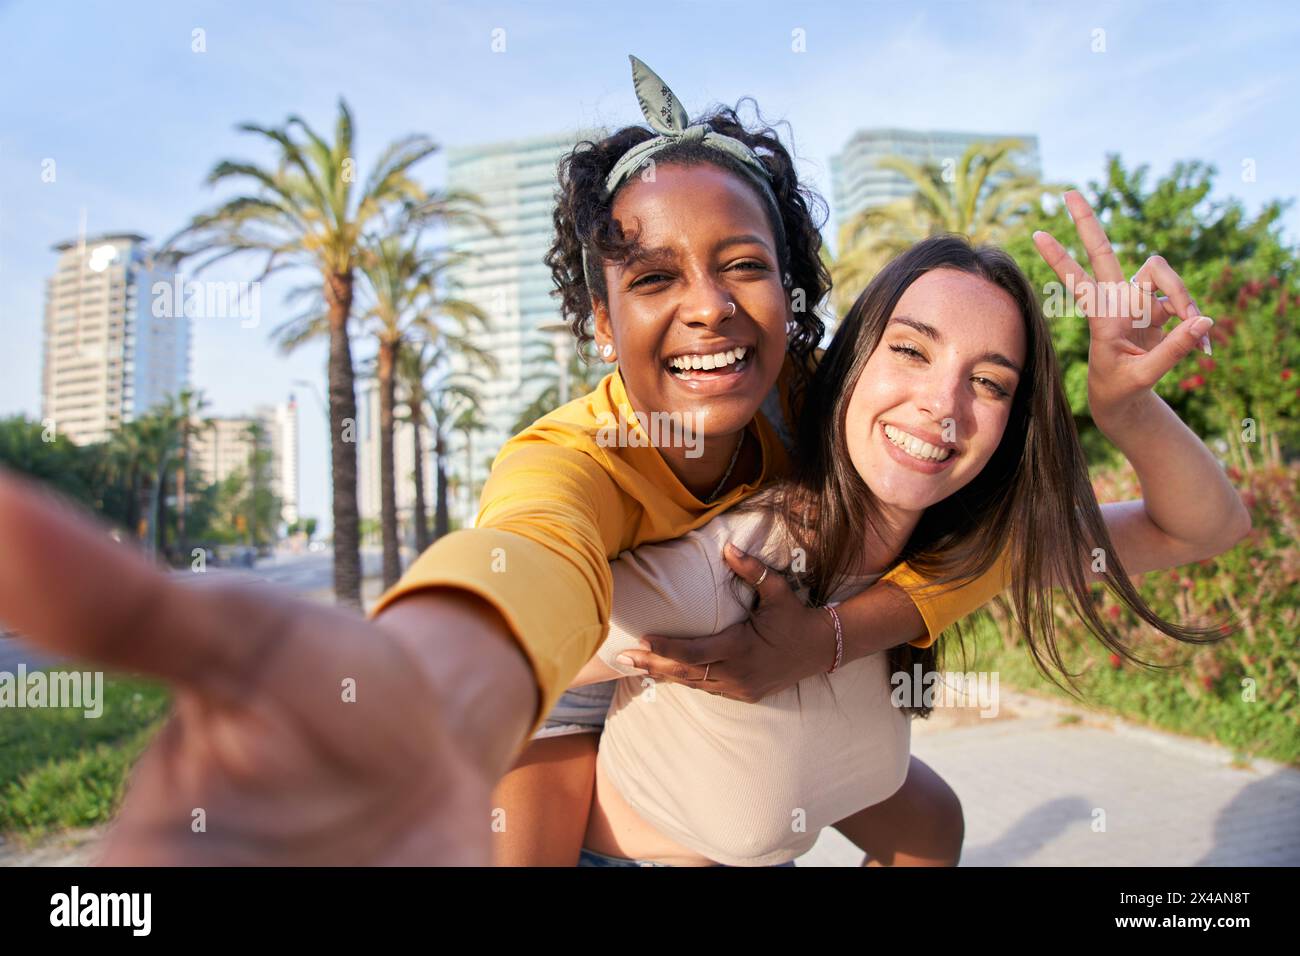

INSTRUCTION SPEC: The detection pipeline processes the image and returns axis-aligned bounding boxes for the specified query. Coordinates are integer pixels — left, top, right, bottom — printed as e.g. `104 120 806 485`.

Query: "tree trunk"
434 429 450 539
378 337 401 589
126 465 141 539
176 431 188 554
154 466 168 560
463 429 474 523
326 271 363 608
412 415 430 553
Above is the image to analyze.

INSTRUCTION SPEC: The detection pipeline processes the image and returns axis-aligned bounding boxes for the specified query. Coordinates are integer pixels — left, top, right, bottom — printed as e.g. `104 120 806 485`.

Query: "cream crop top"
592 502 912 867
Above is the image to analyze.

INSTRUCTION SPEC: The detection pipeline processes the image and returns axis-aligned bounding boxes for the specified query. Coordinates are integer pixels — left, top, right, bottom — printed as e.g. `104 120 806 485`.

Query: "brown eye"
974 376 1009 398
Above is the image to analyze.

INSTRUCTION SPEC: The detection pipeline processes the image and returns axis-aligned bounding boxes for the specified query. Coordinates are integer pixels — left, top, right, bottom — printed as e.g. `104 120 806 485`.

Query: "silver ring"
754 567 768 588
725 302 736 318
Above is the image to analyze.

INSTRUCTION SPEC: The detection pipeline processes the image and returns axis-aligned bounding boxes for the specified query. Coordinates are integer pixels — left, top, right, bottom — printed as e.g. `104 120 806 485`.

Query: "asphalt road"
0 548 384 672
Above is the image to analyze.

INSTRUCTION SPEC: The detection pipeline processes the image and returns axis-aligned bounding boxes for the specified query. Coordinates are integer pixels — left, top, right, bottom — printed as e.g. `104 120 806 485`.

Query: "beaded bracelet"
824 603 844 674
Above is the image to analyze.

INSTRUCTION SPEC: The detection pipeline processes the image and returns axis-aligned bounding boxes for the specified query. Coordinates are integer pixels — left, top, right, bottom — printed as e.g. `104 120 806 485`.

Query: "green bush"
969 459 1300 765
0 675 170 837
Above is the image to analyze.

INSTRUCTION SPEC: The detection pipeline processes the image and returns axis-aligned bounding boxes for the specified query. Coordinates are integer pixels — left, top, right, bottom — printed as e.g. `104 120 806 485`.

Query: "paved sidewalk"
5 685 1296 866
796 689 1300 866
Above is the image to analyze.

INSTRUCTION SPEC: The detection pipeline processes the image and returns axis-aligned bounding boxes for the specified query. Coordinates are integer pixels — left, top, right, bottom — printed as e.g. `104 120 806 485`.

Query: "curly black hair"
545 98 831 403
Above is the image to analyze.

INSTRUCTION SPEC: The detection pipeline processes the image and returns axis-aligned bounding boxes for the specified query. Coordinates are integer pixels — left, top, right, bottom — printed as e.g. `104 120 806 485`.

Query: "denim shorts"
578 847 796 867
532 682 616 740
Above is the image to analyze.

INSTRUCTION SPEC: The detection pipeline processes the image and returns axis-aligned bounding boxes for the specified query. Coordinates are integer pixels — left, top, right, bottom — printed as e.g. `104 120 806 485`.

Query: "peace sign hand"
1032 191 1214 433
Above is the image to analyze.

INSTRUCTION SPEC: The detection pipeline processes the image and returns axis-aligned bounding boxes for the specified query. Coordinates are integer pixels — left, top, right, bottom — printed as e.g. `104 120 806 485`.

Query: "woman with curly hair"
446 56 1005 866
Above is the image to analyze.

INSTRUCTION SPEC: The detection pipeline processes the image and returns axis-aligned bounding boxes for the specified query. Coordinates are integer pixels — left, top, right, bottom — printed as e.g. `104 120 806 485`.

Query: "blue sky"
2 0 1297 531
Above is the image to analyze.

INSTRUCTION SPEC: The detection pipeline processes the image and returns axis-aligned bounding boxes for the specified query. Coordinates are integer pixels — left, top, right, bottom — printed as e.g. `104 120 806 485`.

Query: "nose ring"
725 302 736 318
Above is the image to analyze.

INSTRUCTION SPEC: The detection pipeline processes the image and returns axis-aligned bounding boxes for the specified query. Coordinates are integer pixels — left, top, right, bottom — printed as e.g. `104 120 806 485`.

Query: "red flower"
1283 369 1294 381
1199 358 1217 373
1180 577 1194 590
1107 605 1122 622
1179 374 1206 391
1109 653 1123 669
1227 466 1243 481
1219 623 1233 637
1200 675 1214 691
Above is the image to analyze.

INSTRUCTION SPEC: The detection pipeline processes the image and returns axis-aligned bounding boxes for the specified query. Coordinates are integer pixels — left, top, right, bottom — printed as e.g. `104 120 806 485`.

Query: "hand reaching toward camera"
0 469 534 864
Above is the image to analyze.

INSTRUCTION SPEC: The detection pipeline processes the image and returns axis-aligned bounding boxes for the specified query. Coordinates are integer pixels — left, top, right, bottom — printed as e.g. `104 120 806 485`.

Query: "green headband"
579 55 789 291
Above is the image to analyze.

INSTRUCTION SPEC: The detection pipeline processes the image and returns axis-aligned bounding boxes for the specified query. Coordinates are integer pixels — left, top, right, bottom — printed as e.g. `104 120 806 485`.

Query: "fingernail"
726 543 746 557
1188 301 1201 319
1191 316 1213 337
616 654 635 667
1200 335 1213 356
635 638 651 651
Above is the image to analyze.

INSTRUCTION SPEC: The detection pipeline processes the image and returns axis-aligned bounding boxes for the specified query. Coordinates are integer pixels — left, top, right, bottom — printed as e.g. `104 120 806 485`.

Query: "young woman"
562 228 1248 866
475 57 1001 866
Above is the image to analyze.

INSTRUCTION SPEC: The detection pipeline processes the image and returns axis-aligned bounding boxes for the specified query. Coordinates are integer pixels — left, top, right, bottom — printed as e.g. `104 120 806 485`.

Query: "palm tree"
357 236 490 587
453 405 488 525
832 139 1058 313
130 407 182 559
510 338 607 435
167 99 444 607
400 338 494 542
278 232 493 587
395 341 436 553
105 422 147 538
168 388 212 557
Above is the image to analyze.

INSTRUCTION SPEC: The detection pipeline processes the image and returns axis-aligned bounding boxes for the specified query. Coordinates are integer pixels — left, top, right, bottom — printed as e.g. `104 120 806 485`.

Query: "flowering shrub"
978 458 1299 764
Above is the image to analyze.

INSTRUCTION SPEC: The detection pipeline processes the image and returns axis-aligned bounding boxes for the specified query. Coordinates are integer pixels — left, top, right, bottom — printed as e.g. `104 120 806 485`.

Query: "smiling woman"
566 231 1250 866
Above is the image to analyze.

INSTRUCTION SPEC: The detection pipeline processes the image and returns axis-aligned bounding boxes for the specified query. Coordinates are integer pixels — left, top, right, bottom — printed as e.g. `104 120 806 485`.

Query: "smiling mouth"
665 345 750 379
882 423 955 463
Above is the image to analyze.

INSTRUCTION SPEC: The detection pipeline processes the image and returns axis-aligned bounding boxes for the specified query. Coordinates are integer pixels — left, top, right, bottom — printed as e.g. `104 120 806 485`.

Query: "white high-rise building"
190 399 298 532
265 398 299 528
830 129 1042 237
443 131 598 525
41 232 190 445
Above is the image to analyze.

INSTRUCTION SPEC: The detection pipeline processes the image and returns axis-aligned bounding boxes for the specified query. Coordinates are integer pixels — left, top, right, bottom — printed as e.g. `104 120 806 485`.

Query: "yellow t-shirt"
370 352 1009 739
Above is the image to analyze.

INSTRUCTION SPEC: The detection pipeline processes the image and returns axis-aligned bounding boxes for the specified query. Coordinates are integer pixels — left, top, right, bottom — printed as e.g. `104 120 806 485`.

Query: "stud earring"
601 343 615 360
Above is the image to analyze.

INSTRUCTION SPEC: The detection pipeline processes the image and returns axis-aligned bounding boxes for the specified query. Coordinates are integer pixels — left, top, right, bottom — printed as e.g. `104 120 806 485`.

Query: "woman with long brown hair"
562 210 1248 866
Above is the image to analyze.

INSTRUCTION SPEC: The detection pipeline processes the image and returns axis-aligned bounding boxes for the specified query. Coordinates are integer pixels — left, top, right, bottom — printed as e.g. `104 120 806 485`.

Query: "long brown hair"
736 235 1226 716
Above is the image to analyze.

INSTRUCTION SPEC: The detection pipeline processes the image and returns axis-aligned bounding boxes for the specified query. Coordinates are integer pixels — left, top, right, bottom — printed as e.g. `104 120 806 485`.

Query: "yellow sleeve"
882 549 1013 648
368 442 625 739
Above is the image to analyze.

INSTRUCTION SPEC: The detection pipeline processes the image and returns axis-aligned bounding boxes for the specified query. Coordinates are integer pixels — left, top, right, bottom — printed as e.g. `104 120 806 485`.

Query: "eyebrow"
620 233 774 269
888 315 1023 374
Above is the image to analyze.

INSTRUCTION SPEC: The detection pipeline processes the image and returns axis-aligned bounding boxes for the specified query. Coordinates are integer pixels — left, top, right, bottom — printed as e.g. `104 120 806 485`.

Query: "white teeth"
669 347 747 371
883 424 952 462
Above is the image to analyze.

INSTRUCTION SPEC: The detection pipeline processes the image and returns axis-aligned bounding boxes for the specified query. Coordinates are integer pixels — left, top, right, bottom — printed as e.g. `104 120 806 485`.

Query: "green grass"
0 673 170 839
955 614 1300 767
